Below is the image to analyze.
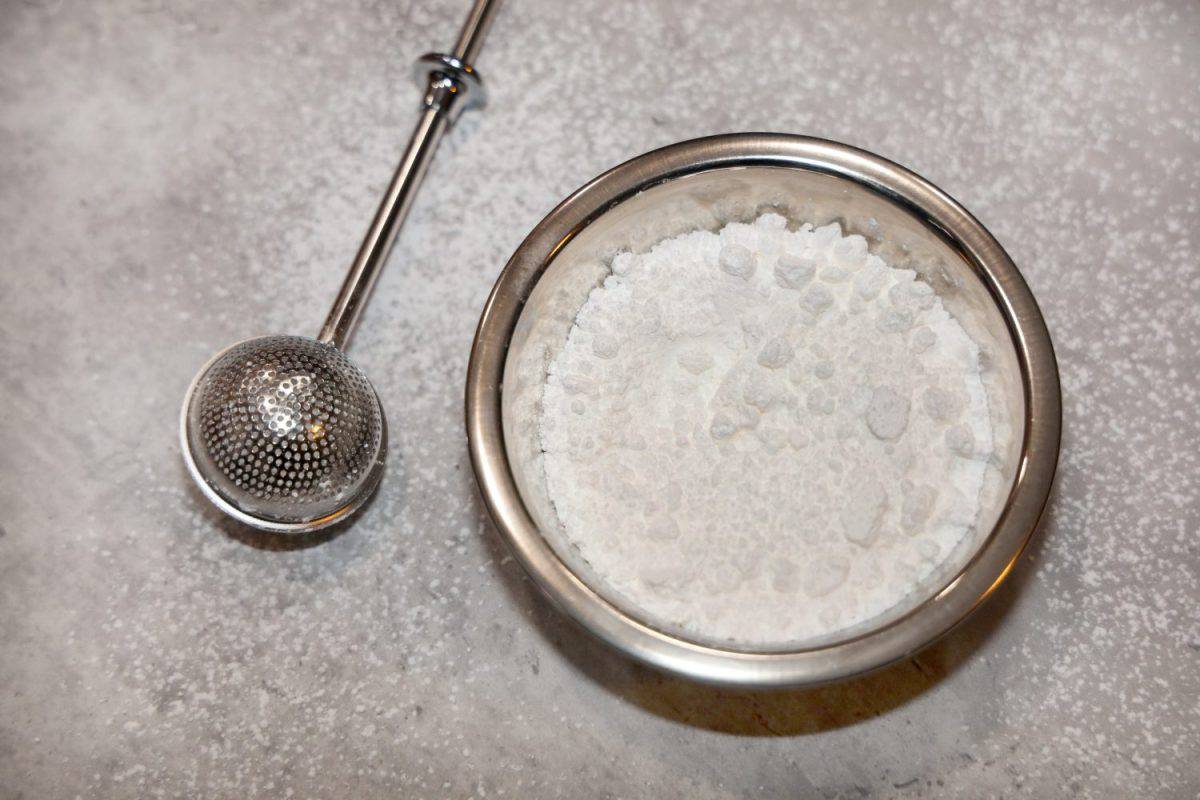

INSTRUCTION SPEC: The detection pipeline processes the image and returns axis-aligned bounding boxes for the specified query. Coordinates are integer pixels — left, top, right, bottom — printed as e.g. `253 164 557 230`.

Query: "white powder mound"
539 213 995 646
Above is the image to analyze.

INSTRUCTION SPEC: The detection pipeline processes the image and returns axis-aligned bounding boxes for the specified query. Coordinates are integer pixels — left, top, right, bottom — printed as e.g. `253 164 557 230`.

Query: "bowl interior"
500 164 1026 652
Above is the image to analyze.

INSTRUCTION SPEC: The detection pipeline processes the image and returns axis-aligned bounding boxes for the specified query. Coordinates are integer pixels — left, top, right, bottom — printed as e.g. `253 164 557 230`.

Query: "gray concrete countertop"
2 1 1197 797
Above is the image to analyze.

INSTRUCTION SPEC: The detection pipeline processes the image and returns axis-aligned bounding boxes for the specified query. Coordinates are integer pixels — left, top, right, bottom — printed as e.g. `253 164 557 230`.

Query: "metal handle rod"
452 0 502 66
318 0 500 349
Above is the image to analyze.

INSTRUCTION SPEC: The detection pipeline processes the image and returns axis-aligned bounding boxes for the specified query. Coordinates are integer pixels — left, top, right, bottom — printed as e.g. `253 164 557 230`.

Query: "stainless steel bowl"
466 133 1060 688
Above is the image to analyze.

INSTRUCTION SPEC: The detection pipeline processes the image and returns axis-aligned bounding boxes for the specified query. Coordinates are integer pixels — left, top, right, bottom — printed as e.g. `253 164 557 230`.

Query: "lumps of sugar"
945 424 976 457
743 372 775 410
812 221 843 248
911 326 937 352
814 360 835 379
820 265 850 282
560 373 593 395
735 403 761 430
865 385 911 441
801 283 834 314
832 235 869 268
876 308 913 333
646 517 681 542
771 559 800 593
678 347 714 375
803 557 851 598
719 243 756 279
923 386 963 422
756 212 788 230
774 252 816 289
591 335 620 359
840 480 887 547
901 485 938 533
755 425 788 453
709 412 738 440
740 315 764 342
757 337 794 369
854 264 887 299
806 386 836 415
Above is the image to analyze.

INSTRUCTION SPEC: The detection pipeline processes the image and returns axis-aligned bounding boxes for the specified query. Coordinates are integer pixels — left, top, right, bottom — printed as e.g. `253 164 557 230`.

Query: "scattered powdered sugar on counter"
540 213 997 645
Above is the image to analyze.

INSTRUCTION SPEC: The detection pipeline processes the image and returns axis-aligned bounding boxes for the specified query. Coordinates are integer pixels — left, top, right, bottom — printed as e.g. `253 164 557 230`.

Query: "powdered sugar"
539 213 998 646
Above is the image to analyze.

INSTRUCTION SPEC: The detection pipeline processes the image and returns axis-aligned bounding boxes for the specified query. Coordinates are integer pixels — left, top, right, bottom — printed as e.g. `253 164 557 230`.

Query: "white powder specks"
540 214 997 645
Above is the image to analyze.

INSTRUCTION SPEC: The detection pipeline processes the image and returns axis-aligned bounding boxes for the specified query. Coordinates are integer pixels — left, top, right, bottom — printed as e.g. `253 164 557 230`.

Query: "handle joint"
414 52 486 123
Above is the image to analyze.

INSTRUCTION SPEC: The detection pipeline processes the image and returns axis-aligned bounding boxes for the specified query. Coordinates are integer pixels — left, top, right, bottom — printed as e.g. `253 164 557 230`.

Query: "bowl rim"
465 133 1061 688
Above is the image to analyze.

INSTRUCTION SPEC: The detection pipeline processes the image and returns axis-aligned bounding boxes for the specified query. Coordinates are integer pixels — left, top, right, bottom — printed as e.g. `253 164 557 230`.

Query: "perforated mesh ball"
184 335 385 526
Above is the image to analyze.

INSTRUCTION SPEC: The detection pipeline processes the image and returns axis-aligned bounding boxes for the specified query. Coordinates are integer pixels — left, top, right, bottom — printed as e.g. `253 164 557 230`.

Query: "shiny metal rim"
465 133 1061 688
180 337 388 534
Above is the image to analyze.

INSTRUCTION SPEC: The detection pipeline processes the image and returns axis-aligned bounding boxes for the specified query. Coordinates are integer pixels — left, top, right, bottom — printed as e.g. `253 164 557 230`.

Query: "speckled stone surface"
1 1 1197 797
